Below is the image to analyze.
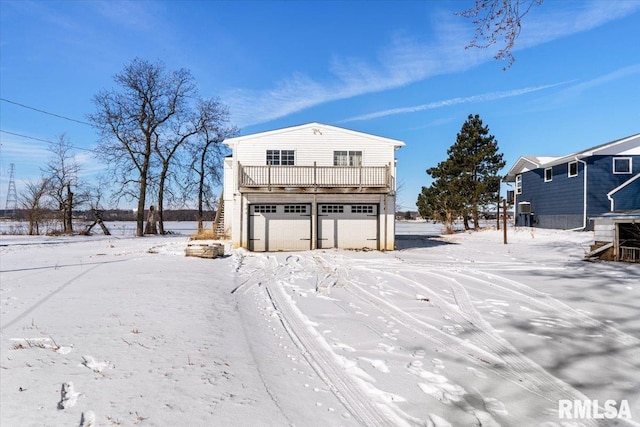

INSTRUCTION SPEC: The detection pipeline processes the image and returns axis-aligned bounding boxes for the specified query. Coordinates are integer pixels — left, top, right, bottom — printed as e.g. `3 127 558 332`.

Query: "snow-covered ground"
1 222 638 427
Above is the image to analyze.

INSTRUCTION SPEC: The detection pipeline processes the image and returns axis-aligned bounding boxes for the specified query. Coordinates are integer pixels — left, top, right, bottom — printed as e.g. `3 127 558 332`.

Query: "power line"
0 129 97 153
0 97 93 127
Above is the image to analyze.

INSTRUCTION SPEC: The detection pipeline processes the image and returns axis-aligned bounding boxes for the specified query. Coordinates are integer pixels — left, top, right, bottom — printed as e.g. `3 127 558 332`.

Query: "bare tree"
43 134 87 234
186 99 237 233
20 178 51 235
89 58 196 237
153 112 199 235
457 0 543 69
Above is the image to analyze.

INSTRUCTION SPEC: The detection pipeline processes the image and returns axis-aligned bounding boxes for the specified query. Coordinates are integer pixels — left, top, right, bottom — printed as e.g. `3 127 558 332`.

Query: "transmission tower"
5 163 18 218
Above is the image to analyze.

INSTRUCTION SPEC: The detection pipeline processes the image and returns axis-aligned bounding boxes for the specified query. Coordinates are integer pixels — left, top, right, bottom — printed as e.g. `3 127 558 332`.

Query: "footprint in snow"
81 355 110 373
58 382 80 410
466 366 488 379
484 397 508 416
359 357 390 373
80 411 96 426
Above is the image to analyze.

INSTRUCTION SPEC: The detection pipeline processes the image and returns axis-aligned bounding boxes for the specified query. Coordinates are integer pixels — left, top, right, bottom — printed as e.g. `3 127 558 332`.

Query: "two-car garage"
249 203 378 252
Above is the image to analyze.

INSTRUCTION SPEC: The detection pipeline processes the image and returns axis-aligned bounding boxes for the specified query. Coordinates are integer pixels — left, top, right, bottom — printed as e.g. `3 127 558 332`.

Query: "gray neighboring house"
504 133 640 230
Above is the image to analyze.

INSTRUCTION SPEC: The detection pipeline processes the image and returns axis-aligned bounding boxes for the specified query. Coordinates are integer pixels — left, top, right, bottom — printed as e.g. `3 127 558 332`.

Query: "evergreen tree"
417 114 505 232
447 114 505 229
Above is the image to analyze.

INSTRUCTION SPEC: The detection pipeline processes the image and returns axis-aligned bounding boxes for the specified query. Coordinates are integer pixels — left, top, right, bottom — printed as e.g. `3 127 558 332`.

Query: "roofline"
542 132 640 167
505 132 640 179
504 156 541 182
223 122 405 147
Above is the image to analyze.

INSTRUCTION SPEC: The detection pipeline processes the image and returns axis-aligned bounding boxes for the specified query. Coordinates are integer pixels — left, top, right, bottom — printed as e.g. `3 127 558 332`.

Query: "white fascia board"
223 122 404 149
544 133 640 167
504 156 541 181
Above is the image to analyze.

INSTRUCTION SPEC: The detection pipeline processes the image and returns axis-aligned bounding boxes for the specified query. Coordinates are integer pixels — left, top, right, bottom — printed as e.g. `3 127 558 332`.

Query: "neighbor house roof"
504 133 640 182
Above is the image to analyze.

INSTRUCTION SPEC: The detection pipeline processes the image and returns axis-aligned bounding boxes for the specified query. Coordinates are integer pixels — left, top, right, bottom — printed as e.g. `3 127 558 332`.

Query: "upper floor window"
568 161 578 178
333 150 362 166
613 157 632 174
266 150 295 166
544 167 553 182
515 174 522 194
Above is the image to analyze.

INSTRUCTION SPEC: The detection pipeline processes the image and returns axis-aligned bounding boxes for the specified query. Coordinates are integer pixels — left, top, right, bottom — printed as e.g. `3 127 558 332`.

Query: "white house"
218 122 404 251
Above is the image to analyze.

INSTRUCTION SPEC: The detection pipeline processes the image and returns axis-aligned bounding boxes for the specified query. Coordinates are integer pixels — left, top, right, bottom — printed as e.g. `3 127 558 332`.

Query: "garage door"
249 204 311 252
318 204 378 250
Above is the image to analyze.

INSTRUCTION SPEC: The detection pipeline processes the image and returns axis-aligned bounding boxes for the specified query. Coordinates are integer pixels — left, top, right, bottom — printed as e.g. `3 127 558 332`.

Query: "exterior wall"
224 124 402 250
515 161 585 229
234 127 395 169
231 192 395 250
515 154 640 229
611 178 640 210
222 158 234 235
593 219 615 243
586 155 640 215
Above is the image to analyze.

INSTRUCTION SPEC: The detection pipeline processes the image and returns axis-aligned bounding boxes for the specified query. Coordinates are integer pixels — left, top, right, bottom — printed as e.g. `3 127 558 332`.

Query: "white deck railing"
239 163 391 189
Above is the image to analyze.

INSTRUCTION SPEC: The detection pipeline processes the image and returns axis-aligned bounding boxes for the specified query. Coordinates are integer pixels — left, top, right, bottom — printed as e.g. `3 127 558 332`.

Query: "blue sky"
1 0 639 211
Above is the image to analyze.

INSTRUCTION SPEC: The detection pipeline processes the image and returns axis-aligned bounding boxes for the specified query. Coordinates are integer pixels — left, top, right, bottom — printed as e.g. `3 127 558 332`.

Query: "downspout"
570 156 588 231
607 193 615 212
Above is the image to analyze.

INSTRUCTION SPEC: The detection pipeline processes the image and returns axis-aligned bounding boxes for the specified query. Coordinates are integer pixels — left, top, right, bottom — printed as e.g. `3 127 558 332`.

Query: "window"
281 150 295 165
284 205 307 214
568 161 578 178
333 150 362 166
544 167 553 182
349 151 362 167
254 205 276 213
320 205 344 214
613 157 632 174
515 175 522 195
266 150 295 165
333 151 348 166
351 205 374 214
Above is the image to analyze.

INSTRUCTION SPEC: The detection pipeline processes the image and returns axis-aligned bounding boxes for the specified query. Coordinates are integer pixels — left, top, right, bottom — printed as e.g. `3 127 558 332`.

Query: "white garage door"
318 204 378 250
249 204 311 252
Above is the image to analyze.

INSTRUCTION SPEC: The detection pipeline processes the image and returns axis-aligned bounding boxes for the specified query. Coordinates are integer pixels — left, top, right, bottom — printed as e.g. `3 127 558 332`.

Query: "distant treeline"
0 209 216 222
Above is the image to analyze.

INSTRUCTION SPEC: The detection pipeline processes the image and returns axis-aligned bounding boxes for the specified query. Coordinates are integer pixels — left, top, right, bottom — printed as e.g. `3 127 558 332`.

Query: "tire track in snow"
316 254 606 426
453 269 640 349
260 255 400 427
425 271 598 408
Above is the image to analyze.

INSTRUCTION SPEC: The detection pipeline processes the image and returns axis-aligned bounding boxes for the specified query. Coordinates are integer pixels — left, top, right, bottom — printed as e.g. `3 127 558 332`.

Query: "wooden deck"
238 163 393 192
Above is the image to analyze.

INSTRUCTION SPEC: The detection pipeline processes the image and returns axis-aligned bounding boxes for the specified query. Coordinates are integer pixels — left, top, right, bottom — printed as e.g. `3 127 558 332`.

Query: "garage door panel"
318 204 378 250
249 204 311 252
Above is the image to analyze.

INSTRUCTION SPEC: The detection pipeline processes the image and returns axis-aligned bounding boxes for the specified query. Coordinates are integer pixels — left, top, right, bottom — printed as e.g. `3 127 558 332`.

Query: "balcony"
238 163 393 193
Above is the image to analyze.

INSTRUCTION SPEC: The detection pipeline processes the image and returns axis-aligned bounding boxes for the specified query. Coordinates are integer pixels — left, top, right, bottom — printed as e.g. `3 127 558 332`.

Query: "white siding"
223 158 234 234
594 222 615 243
233 124 397 170
224 123 403 250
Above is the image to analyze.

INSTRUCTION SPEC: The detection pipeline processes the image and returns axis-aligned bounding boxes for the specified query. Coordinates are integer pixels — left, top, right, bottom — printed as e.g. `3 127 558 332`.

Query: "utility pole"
5 163 18 218
503 198 508 244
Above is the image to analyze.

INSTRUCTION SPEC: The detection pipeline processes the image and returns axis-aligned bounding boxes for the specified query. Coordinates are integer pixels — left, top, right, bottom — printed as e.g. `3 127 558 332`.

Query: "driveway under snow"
1 222 639 426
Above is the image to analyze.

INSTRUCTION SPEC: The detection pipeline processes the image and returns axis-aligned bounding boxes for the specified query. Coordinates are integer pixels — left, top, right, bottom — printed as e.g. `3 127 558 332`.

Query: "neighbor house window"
333 151 362 166
515 174 522 194
568 161 578 177
544 167 553 182
613 157 632 174
266 150 295 165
